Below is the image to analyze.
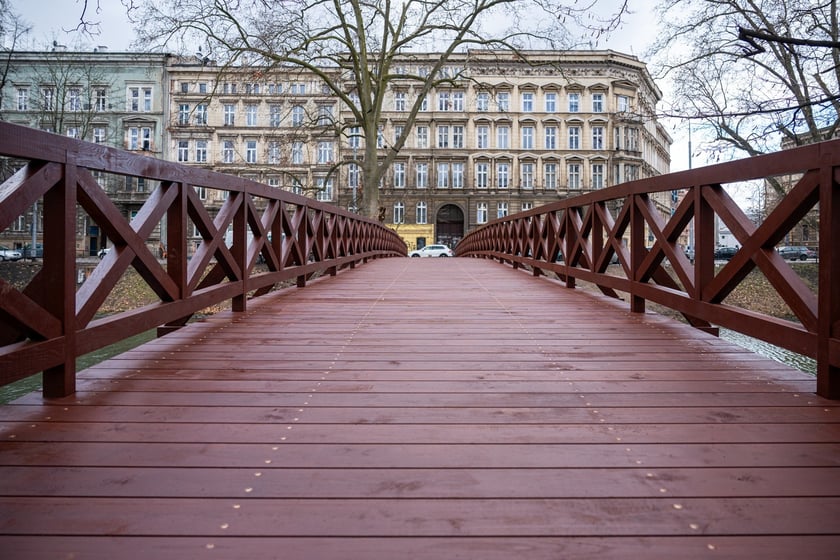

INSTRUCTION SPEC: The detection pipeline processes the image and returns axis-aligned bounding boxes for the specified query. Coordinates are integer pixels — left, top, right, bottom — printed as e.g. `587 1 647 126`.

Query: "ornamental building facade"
1 49 670 254
165 49 671 250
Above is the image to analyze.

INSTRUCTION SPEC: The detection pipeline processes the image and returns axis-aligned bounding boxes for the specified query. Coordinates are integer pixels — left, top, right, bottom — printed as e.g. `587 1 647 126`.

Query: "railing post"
817 150 840 398
42 162 77 398
232 194 247 312
630 194 645 313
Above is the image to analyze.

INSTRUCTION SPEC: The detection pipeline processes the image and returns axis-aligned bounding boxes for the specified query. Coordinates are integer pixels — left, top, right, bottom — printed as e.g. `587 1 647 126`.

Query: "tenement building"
1 48 670 254
0 48 170 256
166 50 671 250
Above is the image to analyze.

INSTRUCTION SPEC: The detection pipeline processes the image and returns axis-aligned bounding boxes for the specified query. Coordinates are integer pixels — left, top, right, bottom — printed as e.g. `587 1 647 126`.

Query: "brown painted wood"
1 258 839 558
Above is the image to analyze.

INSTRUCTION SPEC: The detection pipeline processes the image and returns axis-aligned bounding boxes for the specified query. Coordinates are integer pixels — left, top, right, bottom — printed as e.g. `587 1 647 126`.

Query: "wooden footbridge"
0 123 839 557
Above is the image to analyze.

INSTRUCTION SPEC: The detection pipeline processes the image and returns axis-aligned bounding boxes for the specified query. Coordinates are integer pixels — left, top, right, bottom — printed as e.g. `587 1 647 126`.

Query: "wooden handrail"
0 122 406 397
456 139 840 399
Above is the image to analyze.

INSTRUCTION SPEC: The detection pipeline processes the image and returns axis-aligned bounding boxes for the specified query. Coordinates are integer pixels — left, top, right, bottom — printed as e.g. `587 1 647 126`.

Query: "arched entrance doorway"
436 204 464 248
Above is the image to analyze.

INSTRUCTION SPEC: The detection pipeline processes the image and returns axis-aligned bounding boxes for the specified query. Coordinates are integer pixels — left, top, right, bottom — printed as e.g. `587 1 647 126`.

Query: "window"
452 125 464 148
66 127 79 139
317 141 333 164
420 96 428 111
178 140 189 162
348 163 360 189
198 82 208 94
394 92 406 111
195 186 206 200
437 125 449 148
497 202 508 219
416 126 429 148
476 92 490 111
394 125 404 144
377 125 385 148
568 126 581 149
267 177 280 188
195 104 208 125
268 141 280 164
521 126 534 150
292 105 305 126
246 140 257 163
317 104 333 126
416 163 428 188
223 140 235 163
17 88 28 110
521 202 533 212
93 127 105 143
416 202 428 224
475 162 488 188
348 126 361 149
496 92 510 111
591 163 605 189
290 82 306 94
178 104 190 125
270 105 281 127
592 126 604 150
128 127 152 150
497 162 510 189
180 82 190 93
477 202 488 224
545 126 557 150
452 92 465 111
568 92 580 112
95 88 107 111
196 140 208 163
568 163 581 189
592 93 604 113
42 87 55 110
68 88 81 111
521 163 534 189
437 163 449 188
521 92 534 112
128 86 152 112
393 162 406 188
617 95 630 112
394 202 405 224
496 126 509 149
316 177 333 202
246 105 257 126
437 91 450 111
544 163 557 189
452 162 464 189
224 104 235 126
292 142 304 164
476 125 489 149
544 92 556 112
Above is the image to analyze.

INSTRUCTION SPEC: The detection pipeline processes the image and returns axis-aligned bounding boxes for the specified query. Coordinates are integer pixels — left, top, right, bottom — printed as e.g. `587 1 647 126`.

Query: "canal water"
0 330 156 404
720 328 817 375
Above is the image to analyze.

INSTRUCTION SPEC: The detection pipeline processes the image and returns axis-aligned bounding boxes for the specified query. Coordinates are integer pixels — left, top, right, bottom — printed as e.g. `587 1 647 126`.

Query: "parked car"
23 243 43 259
777 246 816 261
97 247 112 259
408 244 453 258
0 245 23 261
713 246 738 260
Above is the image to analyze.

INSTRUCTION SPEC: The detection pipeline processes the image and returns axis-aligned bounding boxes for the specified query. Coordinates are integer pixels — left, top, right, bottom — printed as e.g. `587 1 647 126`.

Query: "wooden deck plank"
1 258 839 557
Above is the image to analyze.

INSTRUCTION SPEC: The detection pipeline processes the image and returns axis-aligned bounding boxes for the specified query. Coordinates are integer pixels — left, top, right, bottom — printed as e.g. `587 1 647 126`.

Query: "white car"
408 244 453 258
0 246 22 261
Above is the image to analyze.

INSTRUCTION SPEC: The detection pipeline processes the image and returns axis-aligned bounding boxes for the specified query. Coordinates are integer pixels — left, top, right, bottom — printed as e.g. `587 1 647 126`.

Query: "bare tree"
648 0 840 195
126 0 628 219
0 0 32 116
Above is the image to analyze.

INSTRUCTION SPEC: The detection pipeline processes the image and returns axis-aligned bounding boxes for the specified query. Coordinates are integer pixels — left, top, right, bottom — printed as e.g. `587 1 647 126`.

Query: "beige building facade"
165 50 671 250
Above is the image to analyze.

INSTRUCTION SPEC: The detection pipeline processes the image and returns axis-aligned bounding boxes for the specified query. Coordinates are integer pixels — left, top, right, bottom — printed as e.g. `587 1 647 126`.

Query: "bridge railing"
456 139 840 399
0 122 406 398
